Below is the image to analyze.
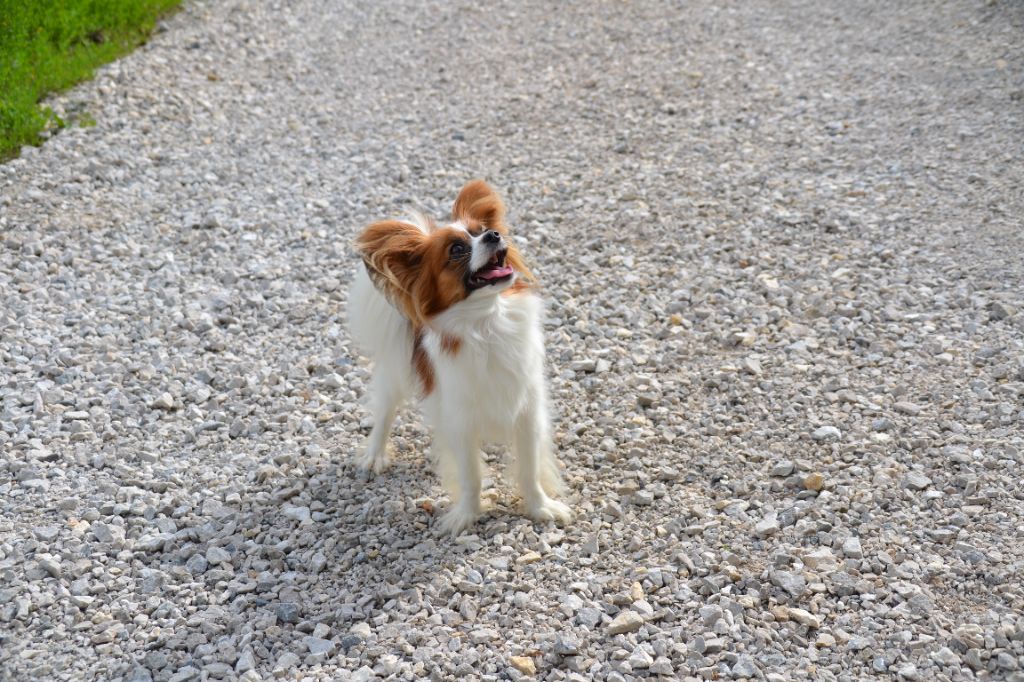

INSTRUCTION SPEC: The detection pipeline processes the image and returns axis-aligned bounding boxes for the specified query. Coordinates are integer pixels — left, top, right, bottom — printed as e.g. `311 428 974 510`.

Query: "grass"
0 0 181 160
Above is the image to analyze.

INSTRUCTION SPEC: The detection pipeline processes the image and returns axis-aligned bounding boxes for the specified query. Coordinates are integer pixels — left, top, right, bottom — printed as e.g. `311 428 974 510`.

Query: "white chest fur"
422 291 545 441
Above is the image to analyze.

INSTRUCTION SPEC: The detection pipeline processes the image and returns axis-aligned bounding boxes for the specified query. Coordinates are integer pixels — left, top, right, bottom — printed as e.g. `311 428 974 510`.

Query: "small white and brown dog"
347 180 572 535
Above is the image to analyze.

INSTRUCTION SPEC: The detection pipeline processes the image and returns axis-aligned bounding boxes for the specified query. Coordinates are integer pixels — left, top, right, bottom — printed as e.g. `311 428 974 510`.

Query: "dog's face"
356 180 532 323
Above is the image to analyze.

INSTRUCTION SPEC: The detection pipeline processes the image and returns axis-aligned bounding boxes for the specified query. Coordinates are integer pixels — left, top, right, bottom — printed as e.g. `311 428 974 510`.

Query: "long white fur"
347 239 571 535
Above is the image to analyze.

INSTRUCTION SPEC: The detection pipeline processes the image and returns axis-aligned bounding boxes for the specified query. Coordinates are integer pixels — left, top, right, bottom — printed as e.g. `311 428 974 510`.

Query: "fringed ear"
452 179 506 228
506 243 536 286
354 220 426 319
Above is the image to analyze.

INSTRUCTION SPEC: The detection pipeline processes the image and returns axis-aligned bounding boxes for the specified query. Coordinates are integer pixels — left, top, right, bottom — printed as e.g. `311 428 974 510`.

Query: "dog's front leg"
435 428 482 536
514 405 572 525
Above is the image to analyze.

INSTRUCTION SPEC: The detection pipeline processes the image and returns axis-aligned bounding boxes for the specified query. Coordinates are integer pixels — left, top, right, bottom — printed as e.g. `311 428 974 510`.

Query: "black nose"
483 230 501 244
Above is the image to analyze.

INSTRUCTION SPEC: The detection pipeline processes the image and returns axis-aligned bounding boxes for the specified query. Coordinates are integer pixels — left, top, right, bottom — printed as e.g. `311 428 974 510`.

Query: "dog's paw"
436 502 480 537
356 443 390 474
525 496 573 525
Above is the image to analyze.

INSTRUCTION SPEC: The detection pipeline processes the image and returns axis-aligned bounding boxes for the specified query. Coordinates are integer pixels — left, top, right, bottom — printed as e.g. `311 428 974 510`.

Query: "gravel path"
2 1 1023 680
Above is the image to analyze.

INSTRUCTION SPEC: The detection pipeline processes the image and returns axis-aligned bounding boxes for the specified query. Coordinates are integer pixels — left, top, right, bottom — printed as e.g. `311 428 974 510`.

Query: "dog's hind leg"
358 367 405 474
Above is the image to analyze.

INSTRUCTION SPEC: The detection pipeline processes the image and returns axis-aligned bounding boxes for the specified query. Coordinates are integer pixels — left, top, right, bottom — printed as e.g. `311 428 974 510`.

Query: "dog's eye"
449 242 468 258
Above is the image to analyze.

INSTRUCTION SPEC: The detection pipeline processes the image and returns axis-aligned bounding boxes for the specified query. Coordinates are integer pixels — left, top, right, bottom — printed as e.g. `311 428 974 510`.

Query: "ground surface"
1 1 1023 681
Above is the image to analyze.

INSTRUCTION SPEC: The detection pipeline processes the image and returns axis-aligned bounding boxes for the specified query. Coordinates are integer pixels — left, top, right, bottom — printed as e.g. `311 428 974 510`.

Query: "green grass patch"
0 0 181 160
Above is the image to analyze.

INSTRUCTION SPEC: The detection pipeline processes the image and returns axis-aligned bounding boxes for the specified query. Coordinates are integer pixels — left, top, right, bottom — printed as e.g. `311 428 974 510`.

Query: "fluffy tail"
347 264 412 362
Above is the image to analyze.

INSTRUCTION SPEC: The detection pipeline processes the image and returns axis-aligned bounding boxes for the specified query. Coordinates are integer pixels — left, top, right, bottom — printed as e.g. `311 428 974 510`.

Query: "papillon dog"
347 180 572 535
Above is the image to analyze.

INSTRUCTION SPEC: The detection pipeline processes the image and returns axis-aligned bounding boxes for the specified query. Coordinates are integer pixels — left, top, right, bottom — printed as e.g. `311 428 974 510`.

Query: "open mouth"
468 249 514 290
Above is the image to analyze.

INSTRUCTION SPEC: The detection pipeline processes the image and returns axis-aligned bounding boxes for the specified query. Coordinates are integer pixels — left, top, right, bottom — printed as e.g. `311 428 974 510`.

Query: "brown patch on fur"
355 222 474 325
415 226 474 319
440 334 462 355
453 179 506 227
501 279 533 297
412 329 435 395
355 220 426 322
504 246 535 285
459 218 485 236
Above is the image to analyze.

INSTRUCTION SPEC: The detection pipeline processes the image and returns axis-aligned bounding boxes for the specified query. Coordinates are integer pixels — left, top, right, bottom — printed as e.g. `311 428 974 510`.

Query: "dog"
347 180 572 535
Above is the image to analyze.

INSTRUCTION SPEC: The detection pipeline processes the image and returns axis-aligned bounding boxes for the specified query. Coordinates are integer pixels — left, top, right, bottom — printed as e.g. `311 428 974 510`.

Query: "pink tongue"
478 264 514 280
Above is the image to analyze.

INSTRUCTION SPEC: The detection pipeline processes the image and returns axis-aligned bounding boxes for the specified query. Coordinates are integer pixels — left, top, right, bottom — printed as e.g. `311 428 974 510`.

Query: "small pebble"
607 611 644 635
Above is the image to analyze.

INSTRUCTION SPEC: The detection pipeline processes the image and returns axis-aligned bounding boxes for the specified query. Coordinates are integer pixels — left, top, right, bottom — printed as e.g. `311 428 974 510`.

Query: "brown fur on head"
452 178 506 228
354 180 534 326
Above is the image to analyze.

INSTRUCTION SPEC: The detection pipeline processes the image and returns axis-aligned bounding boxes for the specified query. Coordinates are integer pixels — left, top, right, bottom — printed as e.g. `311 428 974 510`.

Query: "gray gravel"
2 1 1023 680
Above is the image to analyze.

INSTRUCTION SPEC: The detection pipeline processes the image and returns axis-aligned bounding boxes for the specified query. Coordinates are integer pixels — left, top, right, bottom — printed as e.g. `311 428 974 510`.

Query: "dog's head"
355 180 533 324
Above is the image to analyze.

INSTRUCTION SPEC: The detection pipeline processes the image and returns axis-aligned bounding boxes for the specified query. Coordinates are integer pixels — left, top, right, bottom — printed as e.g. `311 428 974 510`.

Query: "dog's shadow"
146 439 556 674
